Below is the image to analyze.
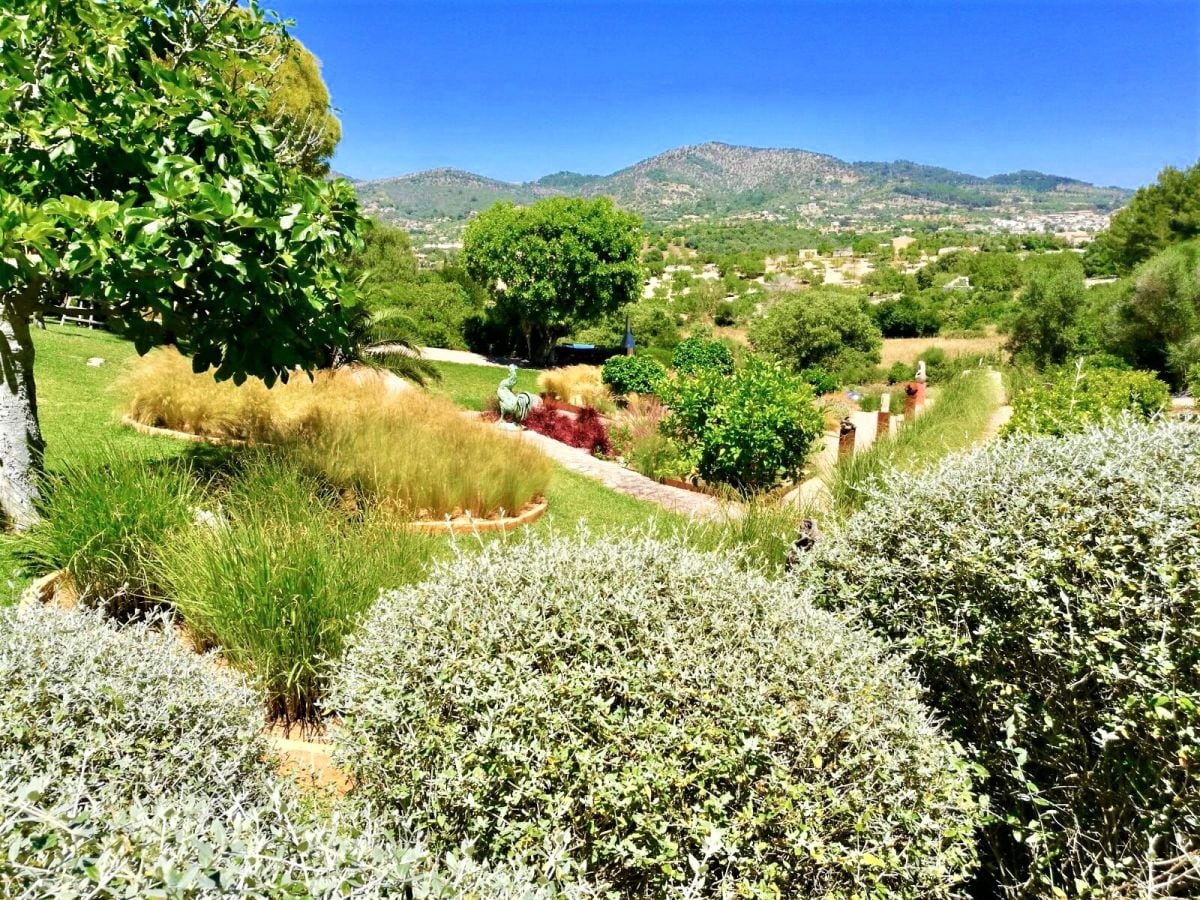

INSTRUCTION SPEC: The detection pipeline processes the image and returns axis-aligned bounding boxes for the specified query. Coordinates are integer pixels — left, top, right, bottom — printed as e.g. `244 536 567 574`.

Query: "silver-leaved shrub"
800 419 1200 896
0 605 593 898
332 531 982 898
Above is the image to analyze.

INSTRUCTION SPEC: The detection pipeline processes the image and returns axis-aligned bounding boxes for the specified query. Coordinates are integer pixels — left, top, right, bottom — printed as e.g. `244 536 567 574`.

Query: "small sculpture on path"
497 364 539 427
785 519 821 571
915 360 928 383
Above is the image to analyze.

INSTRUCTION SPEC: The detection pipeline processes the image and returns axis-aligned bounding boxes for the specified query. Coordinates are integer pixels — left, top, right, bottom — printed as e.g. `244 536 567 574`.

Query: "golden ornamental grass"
537 364 614 411
121 349 551 518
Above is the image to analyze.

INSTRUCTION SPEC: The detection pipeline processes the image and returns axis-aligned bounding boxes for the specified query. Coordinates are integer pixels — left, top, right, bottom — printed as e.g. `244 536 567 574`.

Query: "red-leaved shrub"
524 406 612 456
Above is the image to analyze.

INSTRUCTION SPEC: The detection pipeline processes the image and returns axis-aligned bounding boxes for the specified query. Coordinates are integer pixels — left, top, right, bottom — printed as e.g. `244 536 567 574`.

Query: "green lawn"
428 359 541 410
0 327 671 599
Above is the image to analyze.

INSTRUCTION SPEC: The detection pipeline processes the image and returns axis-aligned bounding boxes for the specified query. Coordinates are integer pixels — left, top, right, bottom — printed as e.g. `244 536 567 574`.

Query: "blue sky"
275 0 1199 189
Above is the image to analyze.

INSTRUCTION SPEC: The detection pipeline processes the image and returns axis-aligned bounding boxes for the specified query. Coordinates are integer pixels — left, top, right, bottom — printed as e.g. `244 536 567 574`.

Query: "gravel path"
419 347 528 368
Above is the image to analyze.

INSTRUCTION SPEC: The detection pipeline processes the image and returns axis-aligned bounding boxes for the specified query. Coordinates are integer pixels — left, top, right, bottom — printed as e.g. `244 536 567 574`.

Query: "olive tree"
462 197 642 361
0 0 364 527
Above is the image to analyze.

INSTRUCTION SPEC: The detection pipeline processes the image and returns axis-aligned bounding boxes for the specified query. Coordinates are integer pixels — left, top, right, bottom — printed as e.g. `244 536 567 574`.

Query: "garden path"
512 427 728 520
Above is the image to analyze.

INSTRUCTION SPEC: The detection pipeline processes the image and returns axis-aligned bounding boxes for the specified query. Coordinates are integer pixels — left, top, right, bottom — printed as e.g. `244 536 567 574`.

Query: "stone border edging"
121 414 547 534
402 497 548 534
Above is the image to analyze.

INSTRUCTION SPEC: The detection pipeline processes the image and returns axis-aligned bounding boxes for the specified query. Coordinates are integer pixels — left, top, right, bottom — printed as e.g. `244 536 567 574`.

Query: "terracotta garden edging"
121 414 548 534
122 414 249 446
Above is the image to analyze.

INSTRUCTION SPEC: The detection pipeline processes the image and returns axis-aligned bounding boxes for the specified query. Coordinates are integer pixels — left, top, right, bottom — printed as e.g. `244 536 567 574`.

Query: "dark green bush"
601 354 666 396
749 288 882 373
873 295 941 337
1004 360 1170 436
801 421 1200 895
21 447 199 614
662 355 823 491
886 361 915 384
334 532 982 898
671 336 733 376
798 366 839 395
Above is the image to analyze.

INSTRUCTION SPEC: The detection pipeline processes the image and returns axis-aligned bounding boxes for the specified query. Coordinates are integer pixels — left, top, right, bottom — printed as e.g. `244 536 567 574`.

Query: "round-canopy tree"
462 197 643 362
0 0 364 527
221 22 342 177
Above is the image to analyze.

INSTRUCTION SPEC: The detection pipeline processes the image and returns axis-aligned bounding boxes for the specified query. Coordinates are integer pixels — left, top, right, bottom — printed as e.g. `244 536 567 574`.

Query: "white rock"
86 357 105 367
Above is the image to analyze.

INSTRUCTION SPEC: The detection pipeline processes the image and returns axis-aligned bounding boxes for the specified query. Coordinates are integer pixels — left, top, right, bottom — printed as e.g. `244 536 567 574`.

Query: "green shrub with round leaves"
601 354 666 396
662 354 824 491
332 531 982 898
798 365 840 395
800 420 1200 896
671 336 734 376
0 604 592 898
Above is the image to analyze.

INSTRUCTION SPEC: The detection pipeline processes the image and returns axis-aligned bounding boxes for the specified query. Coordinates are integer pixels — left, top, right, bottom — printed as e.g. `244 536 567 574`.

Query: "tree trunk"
0 301 44 530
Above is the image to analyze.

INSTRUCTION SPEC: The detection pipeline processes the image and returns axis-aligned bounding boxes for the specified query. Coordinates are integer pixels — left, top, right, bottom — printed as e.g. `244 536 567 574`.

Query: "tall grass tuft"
21 445 199 614
157 455 441 724
827 369 1000 516
122 348 552 518
537 365 614 411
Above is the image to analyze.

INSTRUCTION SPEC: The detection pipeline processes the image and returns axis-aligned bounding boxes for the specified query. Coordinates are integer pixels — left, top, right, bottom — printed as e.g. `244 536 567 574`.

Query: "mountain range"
344 142 1130 230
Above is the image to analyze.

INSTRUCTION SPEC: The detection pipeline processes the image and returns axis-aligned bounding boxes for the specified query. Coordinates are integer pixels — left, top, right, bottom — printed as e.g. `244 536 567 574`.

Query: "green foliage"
0 0 365 382
0 604 584 898
21 448 199 615
333 531 982 898
1099 239 1200 383
798 366 840 395
463 197 643 360
157 456 437 723
887 361 915 384
601 354 666 396
663 356 823 491
873 294 942 337
749 289 882 374
671 336 734 376
802 421 1200 895
1098 160 1200 272
1003 360 1170 437
223 27 341 177
1007 257 1087 367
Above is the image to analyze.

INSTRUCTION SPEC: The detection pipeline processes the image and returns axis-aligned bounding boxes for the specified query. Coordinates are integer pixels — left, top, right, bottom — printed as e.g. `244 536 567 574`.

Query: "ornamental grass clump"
0 604 595 898
332 530 982 898
21 445 200 615
157 456 440 723
800 419 1200 896
537 365 614 411
122 348 551 518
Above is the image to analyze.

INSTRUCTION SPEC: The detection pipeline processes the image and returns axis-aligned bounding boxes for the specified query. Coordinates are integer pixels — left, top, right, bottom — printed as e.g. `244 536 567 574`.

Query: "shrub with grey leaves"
800 420 1200 896
0 604 593 899
0 603 271 803
332 531 981 898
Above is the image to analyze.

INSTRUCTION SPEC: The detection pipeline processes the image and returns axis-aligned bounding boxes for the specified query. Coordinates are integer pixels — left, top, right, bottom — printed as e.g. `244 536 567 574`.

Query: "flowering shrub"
600 354 665 396
671 336 733 376
662 355 823 491
333 531 982 898
800 421 1200 895
1003 358 1169 436
523 406 612 455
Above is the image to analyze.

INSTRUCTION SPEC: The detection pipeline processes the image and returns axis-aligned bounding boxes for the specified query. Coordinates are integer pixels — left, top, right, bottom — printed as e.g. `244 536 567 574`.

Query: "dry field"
880 334 1005 367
